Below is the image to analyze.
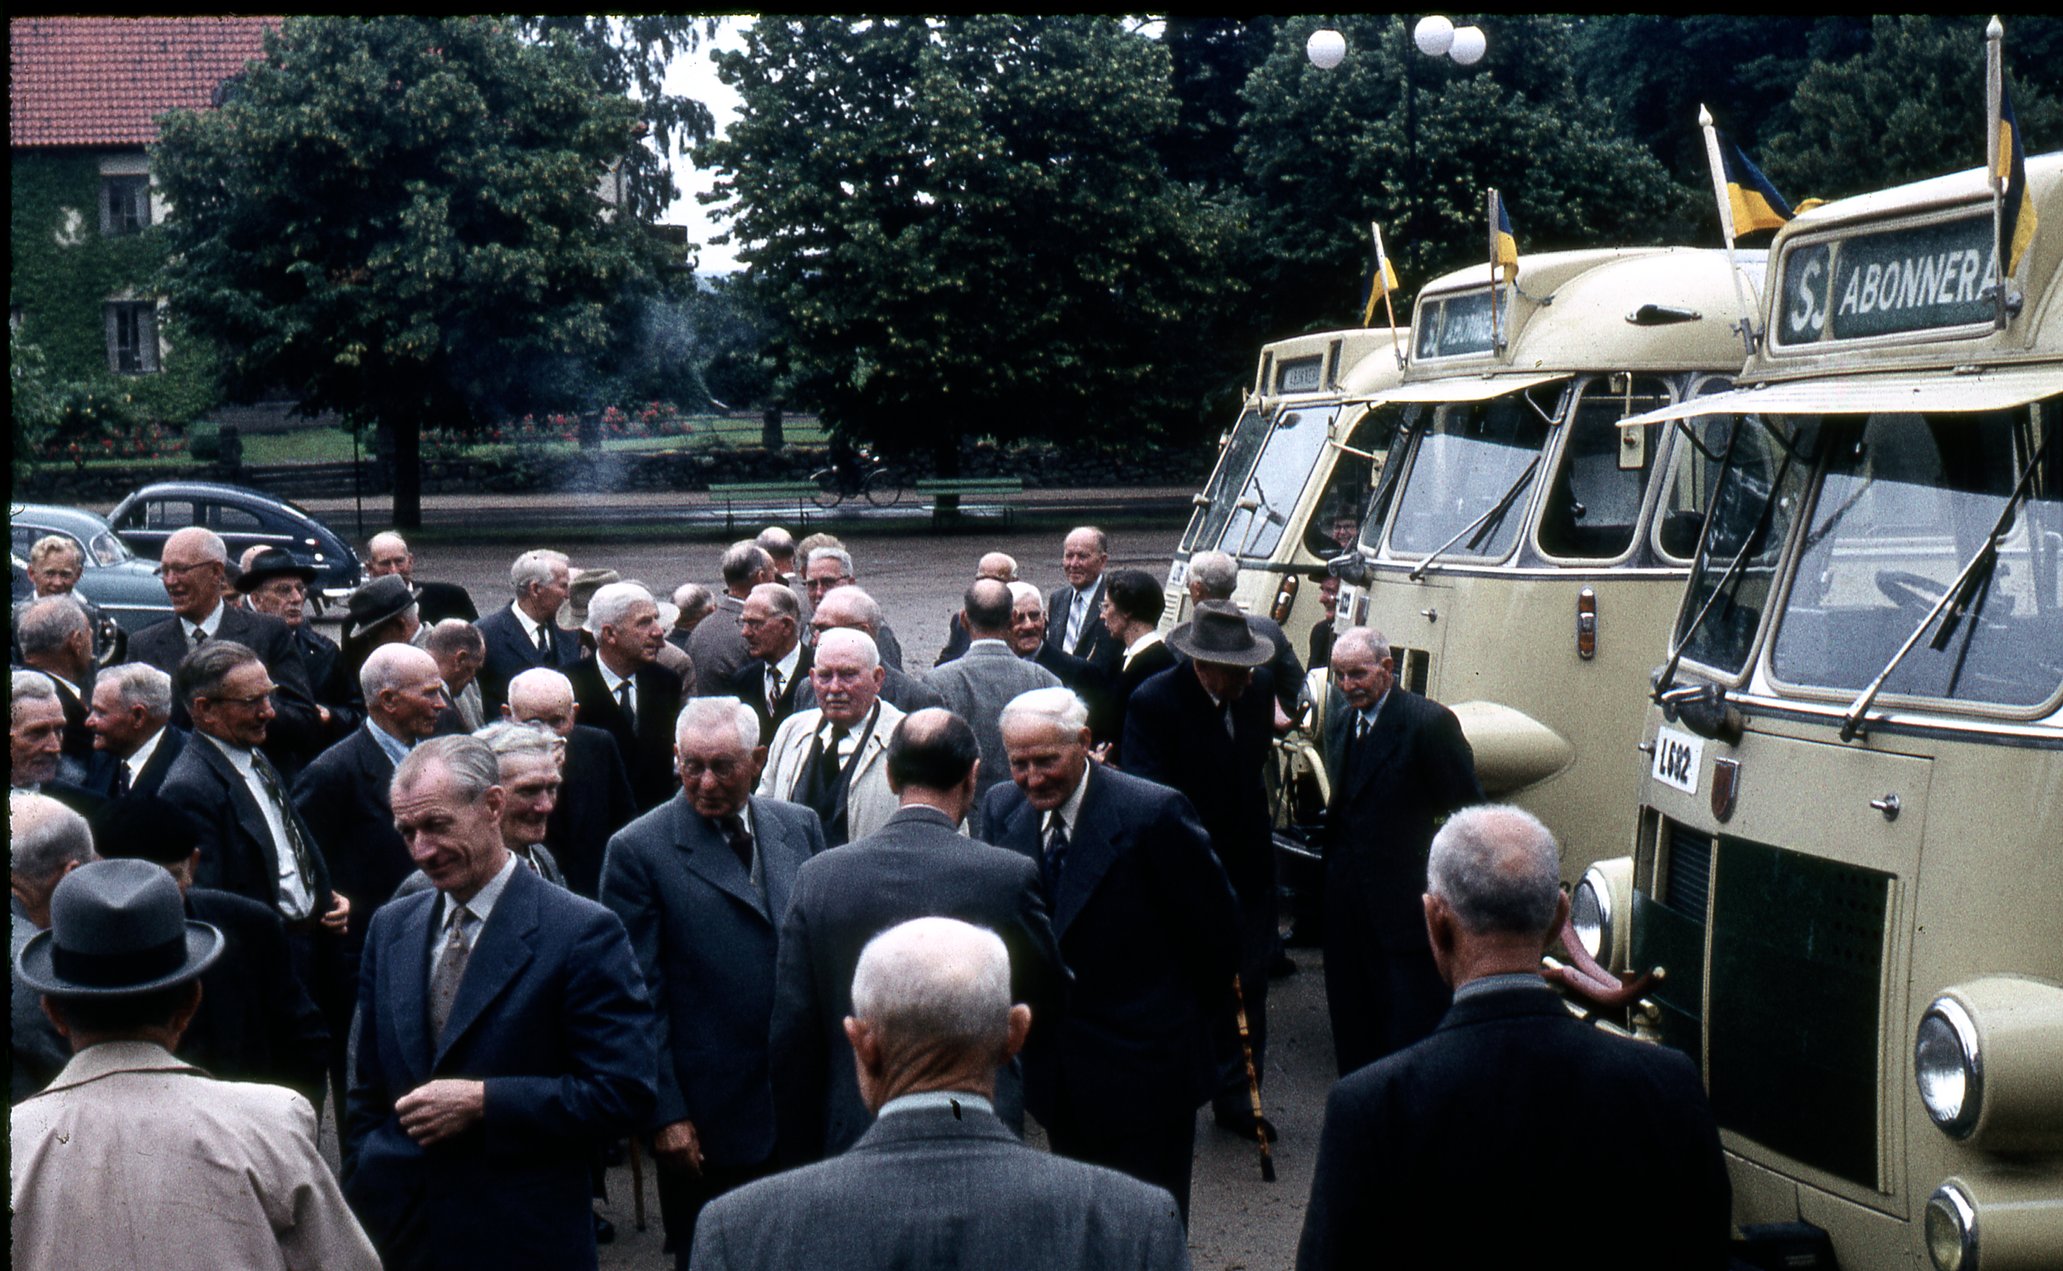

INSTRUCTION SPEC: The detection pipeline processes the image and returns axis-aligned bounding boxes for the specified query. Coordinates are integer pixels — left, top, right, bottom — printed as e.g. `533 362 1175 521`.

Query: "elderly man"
688 541 774 689
1321 627 1483 1074
392 722 569 894
426 619 488 731
82 662 186 801
669 583 717 655
924 579 1058 831
758 629 903 848
796 586 943 715
600 697 826 1267
1124 600 1282 1141
1296 806 1731 1270
476 548 579 716
801 545 904 669
933 550 1019 666
698 918 1186 1270
11 671 99 815
14 596 97 768
1046 526 1122 669
367 530 478 625
726 581 812 746
238 547 355 738
505 667 637 899
769 711 1066 1165
346 736 656 1271
125 527 323 767
12 858 380 1270
19 534 123 663
984 688 1239 1222
1183 550 1307 720
10 793 97 1101
569 581 684 810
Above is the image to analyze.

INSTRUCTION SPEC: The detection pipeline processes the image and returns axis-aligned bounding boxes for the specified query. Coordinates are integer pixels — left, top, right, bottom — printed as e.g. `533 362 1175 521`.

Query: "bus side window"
1304 405 1400 558
1539 376 1670 560
1657 414 1738 560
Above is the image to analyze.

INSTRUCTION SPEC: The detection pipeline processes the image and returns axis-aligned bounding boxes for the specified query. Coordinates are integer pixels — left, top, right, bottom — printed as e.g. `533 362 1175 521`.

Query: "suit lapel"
673 799 768 921
1051 770 1124 938
197 739 278 876
752 799 801 926
387 893 438 1079
435 866 540 1066
1342 695 1410 803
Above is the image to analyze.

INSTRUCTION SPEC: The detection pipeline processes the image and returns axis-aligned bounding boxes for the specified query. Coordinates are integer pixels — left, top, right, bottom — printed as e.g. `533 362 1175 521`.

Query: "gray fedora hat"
340 573 421 641
16 858 223 998
1166 600 1273 668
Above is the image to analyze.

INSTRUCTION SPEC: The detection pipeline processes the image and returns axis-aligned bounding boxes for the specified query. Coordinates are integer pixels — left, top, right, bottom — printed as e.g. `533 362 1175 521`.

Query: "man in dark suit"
125 527 325 771
237 547 359 743
1044 525 1123 671
345 735 656 1271
1008 582 1109 719
695 917 1187 1270
90 795 331 1107
1296 805 1731 1270
1321 627 1483 1075
1181 550 1308 722
82 662 186 801
1097 568 1174 756
769 708 1065 1164
725 581 812 746
367 531 478 625
599 696 825 1267
985 686 1239 1222
8 672 103 816
568 581 684 811
506 667 639 900
13 596 97 770
474 548 578 717
686 541 771 691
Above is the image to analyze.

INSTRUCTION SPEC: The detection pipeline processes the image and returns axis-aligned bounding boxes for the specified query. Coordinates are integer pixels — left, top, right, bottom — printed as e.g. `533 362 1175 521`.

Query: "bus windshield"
1216 405 1341 560
1769 406 2063 710
1672 415 1820 678
1383 387 1557 562
1182 406 1268 552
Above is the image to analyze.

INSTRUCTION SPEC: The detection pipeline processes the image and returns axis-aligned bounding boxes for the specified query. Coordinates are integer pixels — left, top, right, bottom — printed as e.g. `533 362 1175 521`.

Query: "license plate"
1652 726 1702 795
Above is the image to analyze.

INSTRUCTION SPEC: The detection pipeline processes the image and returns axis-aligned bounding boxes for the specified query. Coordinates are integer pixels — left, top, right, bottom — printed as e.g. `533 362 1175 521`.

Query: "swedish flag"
1718 131 1794 236
1998 76 2038 277
1492 194 1518 281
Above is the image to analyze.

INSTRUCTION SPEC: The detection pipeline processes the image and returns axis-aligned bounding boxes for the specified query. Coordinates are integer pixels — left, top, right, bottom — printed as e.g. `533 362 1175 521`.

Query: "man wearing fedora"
11 857 380 1269
239 545 358 741
477 548 579 717
1123 599 1282 1142
338 573 424 690
367 530 479 626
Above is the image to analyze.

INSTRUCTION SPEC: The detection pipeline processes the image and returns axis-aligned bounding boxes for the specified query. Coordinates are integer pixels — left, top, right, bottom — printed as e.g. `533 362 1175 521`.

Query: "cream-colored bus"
1329 247 1759 871
1575 155 2063 1269
1164 327 1409 663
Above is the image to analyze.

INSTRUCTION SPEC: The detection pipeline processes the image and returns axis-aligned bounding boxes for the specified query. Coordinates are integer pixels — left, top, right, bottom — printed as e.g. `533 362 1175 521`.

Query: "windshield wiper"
1409 455 1540 581
1232 477 1284 558
1839 436 2051 741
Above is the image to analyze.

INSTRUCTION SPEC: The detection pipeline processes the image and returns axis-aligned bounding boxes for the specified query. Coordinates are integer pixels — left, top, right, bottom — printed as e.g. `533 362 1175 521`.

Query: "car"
106 480 363 605
10 501 175 634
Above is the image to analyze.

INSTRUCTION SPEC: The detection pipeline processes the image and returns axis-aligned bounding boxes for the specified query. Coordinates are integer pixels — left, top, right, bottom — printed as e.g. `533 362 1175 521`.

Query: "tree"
1236 16 1684 340
152 16 665 527
701 16 1244 466
11 326 64 485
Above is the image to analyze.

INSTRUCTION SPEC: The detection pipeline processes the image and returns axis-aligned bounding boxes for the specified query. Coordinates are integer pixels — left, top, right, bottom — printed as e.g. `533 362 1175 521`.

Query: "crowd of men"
11 521 1731 1268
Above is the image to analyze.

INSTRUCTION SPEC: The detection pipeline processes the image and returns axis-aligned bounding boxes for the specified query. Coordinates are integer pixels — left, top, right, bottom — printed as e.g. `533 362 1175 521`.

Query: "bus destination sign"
1778 211 1999 346
1414 288 1499 360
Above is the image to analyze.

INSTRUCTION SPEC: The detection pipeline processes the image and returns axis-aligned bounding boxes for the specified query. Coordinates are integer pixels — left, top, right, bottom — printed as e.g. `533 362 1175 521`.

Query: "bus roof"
1253 327 1405 403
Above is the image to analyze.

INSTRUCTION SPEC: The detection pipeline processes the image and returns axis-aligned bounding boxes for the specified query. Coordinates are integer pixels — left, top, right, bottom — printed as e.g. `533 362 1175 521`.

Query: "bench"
915 477 1025 525
706 481 822 532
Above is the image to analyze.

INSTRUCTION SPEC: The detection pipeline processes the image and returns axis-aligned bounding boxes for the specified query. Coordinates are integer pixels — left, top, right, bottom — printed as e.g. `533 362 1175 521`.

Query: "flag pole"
1700 104 1759 357
1987 16 2007 330
1486 190 1502 354
1373 222 1405 368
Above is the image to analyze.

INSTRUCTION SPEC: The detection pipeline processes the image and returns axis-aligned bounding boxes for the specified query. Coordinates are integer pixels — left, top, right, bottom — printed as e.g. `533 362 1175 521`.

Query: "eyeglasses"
679 757 745 782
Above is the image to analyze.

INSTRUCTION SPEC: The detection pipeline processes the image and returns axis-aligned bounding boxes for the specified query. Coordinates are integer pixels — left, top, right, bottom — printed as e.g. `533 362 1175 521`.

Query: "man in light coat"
758 628 904 849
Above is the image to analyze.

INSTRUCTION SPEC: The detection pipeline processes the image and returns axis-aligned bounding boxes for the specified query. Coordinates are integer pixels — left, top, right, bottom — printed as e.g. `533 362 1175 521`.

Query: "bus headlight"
1569 858 1632 973
1915 979 2063 1153
1922 1173 2063 1271
1924 1182 1977 1271
1916 997 1983 1139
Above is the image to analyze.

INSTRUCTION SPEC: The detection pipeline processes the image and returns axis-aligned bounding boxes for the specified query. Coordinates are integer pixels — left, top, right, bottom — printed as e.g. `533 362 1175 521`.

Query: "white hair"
10 792 97 882
999 686 1089 736
674 696 759 751
11 669 59 713
507 667 574 707
1428 804 1563 937
1331 625 1392 666
1188 550 1238 599
850 916 1013 1059
813 626 879 672
807 546 855 578
97 662 174 723
509 549 569 598
15 595 89 656
587 581 655 636
1006 580 1042 610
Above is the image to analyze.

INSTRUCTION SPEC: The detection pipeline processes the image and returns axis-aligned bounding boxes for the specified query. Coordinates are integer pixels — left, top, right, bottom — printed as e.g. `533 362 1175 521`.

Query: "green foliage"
11 326 63 483
1237 16 1685 339
1160 18 1278 193
702 16 1244 460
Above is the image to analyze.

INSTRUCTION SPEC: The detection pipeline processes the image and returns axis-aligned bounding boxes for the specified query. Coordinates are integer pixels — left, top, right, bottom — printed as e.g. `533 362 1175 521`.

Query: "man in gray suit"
599 696 826 1267
686 542 773 692
694 917 1189 1271
919 579 1058 832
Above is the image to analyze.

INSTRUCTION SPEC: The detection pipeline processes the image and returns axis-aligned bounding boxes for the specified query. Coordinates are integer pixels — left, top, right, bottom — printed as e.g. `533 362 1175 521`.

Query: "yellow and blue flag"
1360 223 1400 327
1998 75 2038 277
1491 192 1518 281
1718 130 1794 236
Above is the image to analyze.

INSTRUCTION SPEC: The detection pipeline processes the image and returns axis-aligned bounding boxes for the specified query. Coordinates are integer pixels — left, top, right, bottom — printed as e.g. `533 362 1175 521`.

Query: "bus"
1329 246 1759 872
1164 327 1409 665
1571 155 2063 1268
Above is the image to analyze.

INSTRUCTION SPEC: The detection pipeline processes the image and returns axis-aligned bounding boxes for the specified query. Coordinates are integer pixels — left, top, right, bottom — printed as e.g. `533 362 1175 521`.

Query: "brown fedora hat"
1166 600 1272 668
556 568 622 632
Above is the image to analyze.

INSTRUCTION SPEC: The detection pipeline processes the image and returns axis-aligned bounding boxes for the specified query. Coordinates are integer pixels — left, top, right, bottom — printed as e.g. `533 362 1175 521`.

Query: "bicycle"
809 448 905 509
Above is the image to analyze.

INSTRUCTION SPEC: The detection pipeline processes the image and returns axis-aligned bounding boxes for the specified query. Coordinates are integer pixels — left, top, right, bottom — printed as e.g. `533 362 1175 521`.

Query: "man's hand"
652 1119 704 1175
321 891 351 934
396 1079 486 1146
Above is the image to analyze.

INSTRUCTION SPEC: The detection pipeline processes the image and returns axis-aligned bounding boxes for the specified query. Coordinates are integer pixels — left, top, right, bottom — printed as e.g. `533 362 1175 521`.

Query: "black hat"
15 858 223 998
234 547 319 593
340 574 421 642
1166 600 1273 668
90 795 202 866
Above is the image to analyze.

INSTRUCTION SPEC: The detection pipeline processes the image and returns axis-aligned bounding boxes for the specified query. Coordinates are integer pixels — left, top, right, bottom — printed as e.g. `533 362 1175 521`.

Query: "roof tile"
10 16 278 150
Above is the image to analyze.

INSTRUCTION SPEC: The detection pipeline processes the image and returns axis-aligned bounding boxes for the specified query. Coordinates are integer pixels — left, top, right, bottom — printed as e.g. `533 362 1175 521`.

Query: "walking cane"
1232 974 1276 1182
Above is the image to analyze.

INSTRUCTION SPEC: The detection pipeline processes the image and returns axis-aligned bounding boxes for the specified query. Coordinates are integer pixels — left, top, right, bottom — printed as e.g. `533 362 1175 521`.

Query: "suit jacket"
1296 983 1731 1271
344 863 656 1271
769 805 1067 1163
981 766 1238 1128
757 700 904 849
11 896 69 1103
80 723 187 801
1321 687 1482 954
934 611 972 666
1123 662 1276 899
599 794 825 1169
158 732 334 920
292 724 414 942
685 593 750 690
126 604 325 769
1032 641 1119 745
182 886 331 1105
568 658 685 812
693 1103 1187 1271
1045 577 1123 670
790 660 945 716
475 602 580 717
37 670 96 767
1109 639 1177 756
14 1041 381 1271
547 723 639 900
922 641 1060 818
414 579 478 626
726 644 813 746
292 621 359 737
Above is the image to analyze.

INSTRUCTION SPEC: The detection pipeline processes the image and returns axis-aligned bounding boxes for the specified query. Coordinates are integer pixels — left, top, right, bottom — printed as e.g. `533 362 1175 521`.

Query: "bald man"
366 531 478 625
934 552 1020 666
505 668 637 900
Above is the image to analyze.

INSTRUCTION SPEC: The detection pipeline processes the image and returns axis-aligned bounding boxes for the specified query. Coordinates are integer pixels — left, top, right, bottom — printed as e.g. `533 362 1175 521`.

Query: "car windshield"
1768 406 2063 710
1182 406 1268 553
1382 385 1558 562
1216 405 1340 559
1671 415 1820 678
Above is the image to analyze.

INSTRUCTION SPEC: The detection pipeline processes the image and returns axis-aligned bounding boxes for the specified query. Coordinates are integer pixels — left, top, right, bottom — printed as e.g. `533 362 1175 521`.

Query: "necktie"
190 625 208 650
535 623 552 659
766 666 784 717
252 752 318 904
1065 591 1086 653
720 813 754 874
114 761 133 798
428 904 474 1046
1356 713 1372 742
616 679 635 728
1042 817 1070 899
817 724 850 786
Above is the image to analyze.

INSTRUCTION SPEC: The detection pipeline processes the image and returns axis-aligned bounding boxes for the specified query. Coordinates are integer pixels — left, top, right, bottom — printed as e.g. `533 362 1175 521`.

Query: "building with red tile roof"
10 16 277 150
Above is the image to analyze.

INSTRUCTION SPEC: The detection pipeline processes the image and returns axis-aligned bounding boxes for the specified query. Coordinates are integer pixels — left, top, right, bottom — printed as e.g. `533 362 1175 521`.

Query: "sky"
661 17 747 275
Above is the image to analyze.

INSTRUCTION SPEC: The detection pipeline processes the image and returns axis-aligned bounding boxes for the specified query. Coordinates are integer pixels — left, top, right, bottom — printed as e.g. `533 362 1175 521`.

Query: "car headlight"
1925 1181 1977 1271
1916 996 1983 1139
